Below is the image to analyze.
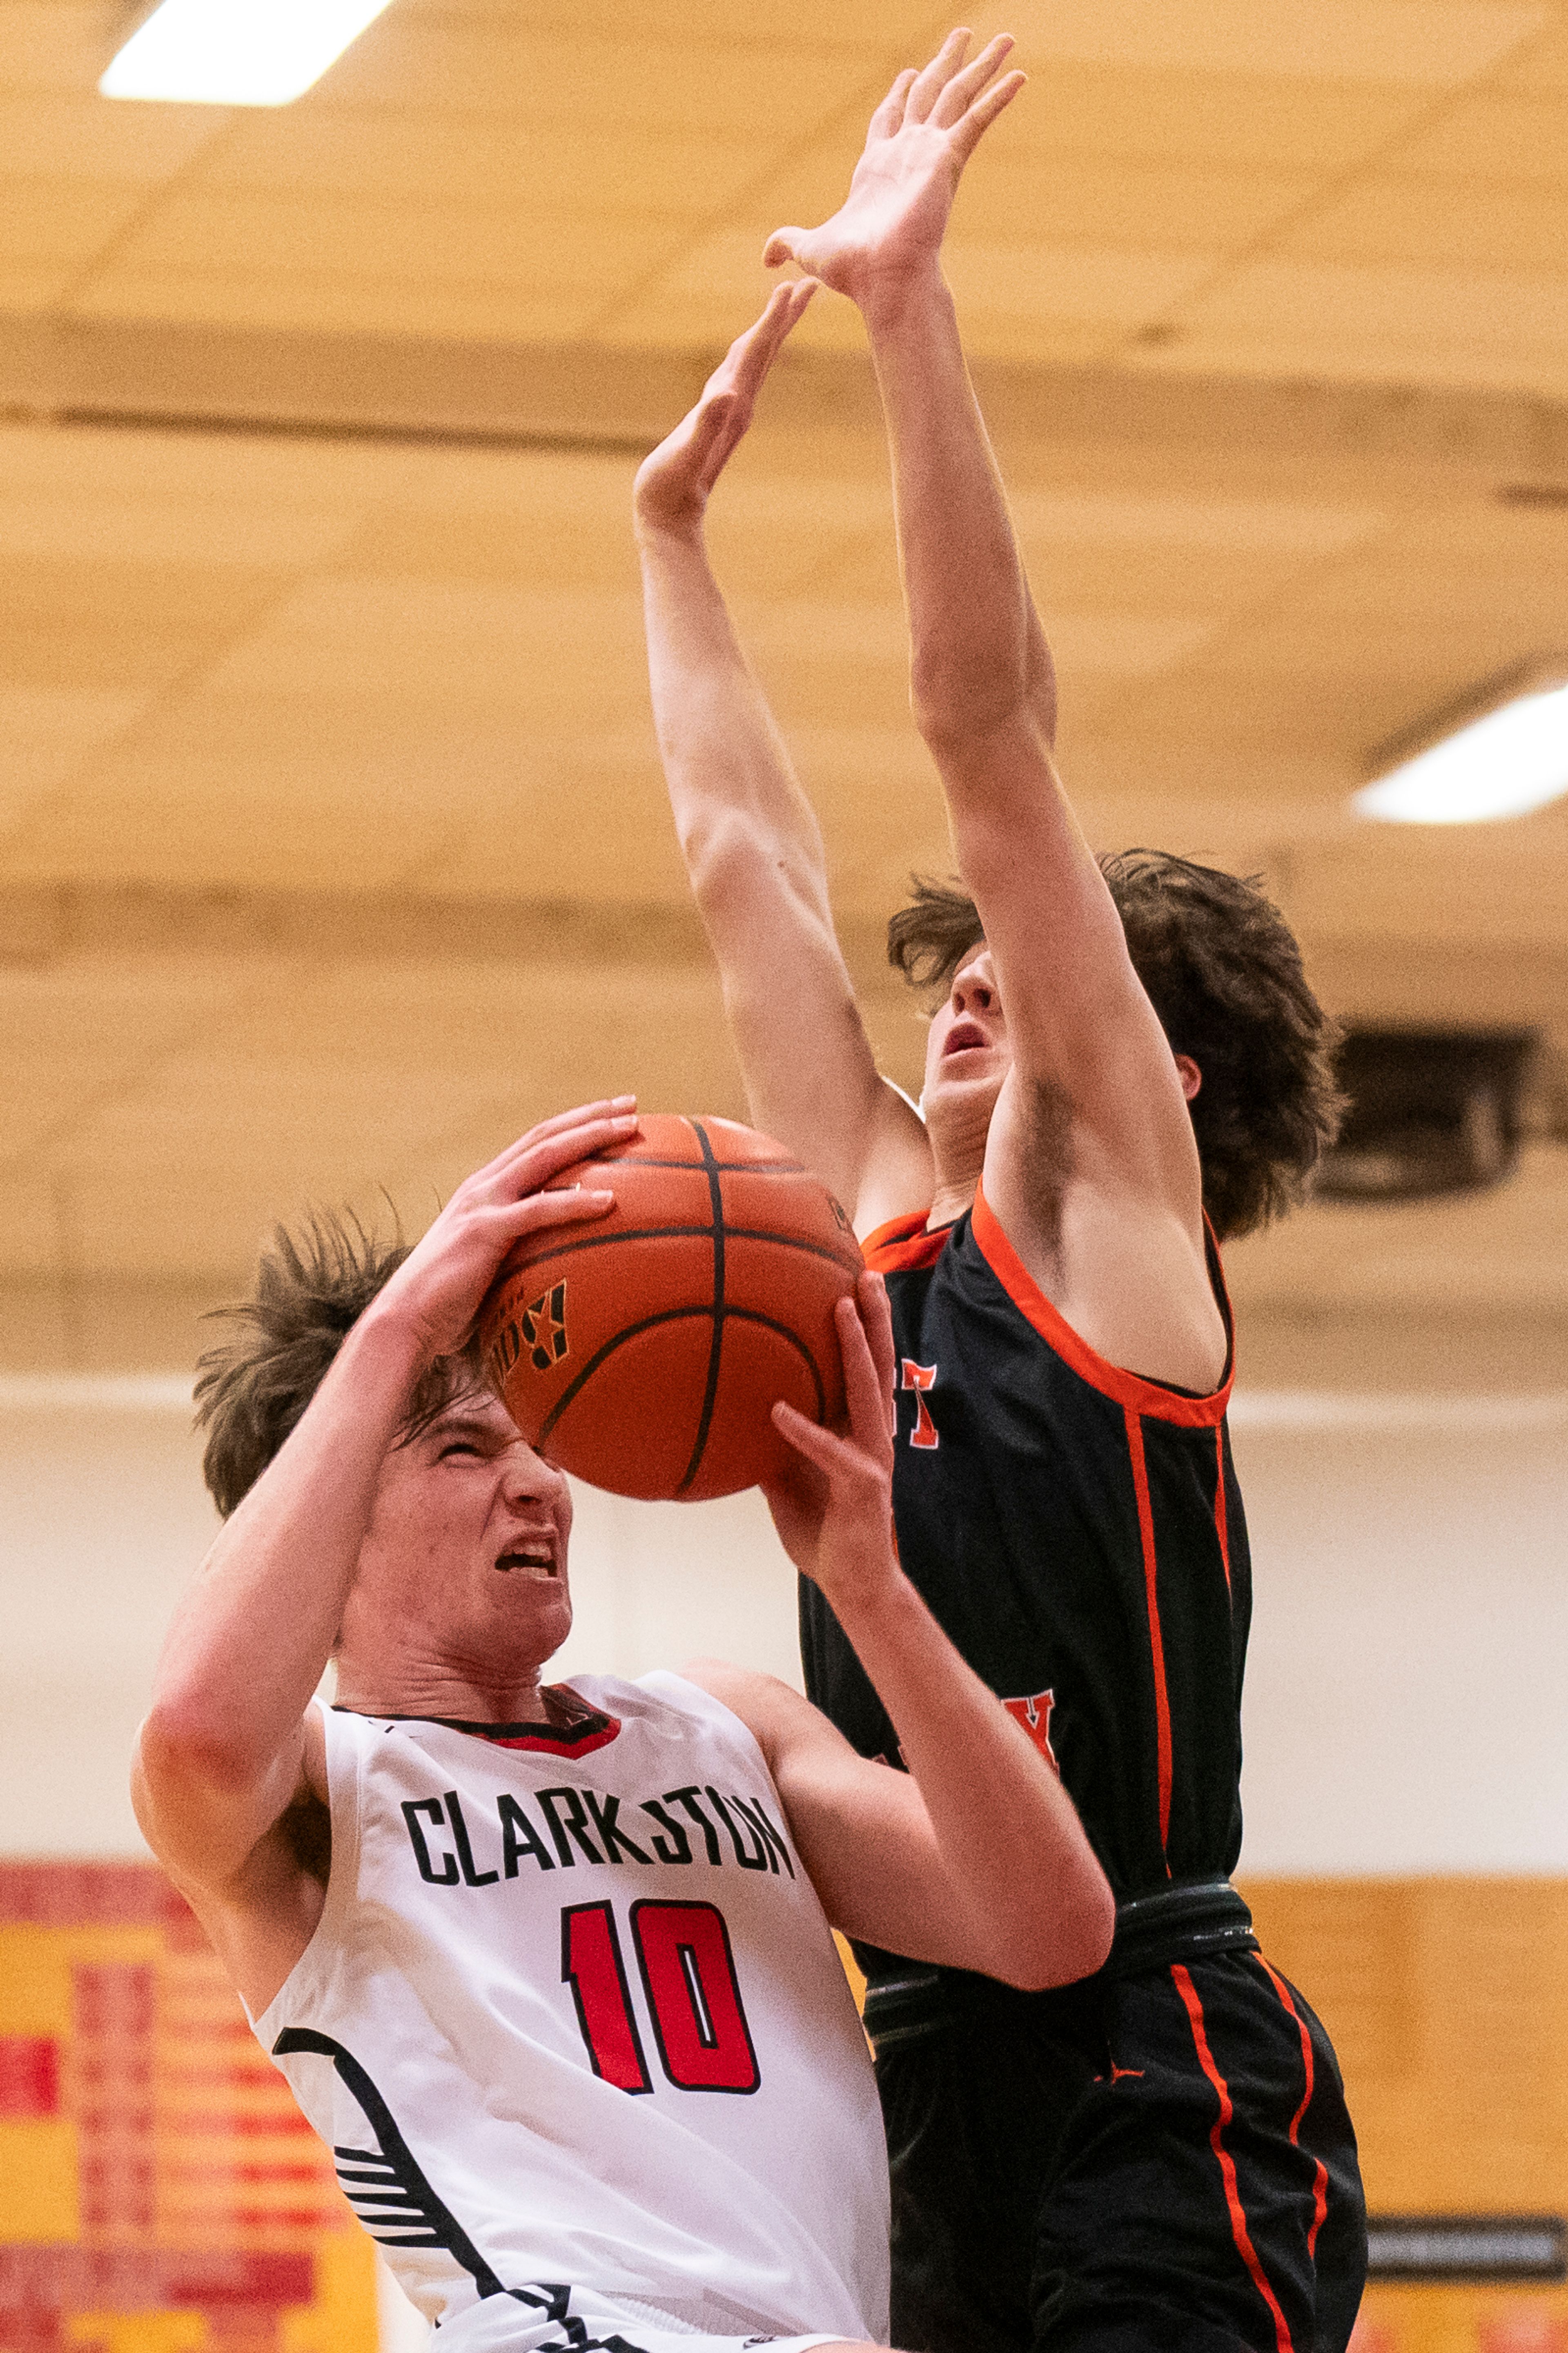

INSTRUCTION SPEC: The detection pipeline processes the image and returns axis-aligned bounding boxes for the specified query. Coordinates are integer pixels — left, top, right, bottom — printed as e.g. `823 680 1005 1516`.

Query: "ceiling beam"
4 881 1566 1045
6 314 1568 490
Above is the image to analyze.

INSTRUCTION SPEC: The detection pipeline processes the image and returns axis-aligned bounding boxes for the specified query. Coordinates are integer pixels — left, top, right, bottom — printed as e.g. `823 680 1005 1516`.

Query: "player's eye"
438 1439 482 1460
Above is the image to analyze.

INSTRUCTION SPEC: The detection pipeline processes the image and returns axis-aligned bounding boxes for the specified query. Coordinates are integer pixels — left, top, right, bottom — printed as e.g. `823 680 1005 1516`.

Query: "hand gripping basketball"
478 1113 865 1501
763 1274 900 1607
370 1099 635 1367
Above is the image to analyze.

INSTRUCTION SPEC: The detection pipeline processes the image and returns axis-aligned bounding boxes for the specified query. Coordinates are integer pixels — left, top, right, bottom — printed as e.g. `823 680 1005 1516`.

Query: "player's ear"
1174 1053 1202 1103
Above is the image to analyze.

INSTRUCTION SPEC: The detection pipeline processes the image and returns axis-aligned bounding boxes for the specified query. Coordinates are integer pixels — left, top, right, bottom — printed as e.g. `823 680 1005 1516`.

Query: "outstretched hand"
763 1271 899 1608
764 29 1023 310
371 1099 637 1367
633 280 817 537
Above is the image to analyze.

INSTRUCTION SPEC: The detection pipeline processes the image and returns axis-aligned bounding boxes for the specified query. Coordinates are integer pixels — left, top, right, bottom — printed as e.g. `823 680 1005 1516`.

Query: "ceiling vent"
1317 1027 1540 1203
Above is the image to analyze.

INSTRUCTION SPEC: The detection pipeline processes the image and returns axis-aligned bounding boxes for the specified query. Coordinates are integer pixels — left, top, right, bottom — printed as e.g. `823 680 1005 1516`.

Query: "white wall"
1230 1394 1568 1873
1 1365 1564 1873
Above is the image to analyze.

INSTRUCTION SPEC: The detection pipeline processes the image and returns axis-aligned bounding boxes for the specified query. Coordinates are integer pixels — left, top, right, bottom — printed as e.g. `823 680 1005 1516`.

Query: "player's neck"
923 1096 989 1231
925 1169 979 1230
335 1648 558 1727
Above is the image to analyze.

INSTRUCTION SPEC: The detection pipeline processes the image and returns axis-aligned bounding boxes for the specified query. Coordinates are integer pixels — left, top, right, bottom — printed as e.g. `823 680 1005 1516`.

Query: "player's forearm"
639 524 833 917
143 1306 423 1793
862 267 1051 754
830 1568 1114 1987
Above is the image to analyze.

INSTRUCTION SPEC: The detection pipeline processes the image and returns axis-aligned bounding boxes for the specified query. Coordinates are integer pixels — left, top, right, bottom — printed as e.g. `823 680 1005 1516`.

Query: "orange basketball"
478 1113 865 1502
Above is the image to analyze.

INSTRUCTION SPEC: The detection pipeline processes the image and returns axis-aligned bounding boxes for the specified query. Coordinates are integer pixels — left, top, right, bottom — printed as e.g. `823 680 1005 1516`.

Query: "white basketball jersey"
252 1674 889 2344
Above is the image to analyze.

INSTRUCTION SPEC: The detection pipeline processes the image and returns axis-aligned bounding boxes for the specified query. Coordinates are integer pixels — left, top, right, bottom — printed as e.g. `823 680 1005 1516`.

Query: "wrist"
339 1292 439 1394
858 259 953 341
813 1548 915 1637
633 504 708 557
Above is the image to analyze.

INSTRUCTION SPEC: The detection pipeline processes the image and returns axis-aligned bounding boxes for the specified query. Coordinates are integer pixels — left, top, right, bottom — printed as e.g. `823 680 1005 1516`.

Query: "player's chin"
926 1059 1006 1111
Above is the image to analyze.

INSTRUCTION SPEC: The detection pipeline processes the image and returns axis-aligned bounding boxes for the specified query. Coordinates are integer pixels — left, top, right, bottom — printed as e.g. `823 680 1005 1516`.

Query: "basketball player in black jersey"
635 30 1364 2353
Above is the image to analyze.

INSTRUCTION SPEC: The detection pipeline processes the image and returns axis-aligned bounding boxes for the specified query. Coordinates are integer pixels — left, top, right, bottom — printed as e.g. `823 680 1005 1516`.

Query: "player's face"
346 1392 575 1680
922 939 1013 1123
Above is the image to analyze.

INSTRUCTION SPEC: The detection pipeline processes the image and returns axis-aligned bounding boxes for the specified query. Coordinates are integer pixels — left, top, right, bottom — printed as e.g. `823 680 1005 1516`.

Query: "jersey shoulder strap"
968 1182 1236 1426
862 1210 953 1274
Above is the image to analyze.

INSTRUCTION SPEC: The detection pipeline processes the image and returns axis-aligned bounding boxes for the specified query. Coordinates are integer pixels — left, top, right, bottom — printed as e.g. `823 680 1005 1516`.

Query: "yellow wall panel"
0 2116 80 2241
1241 1878 1568 2215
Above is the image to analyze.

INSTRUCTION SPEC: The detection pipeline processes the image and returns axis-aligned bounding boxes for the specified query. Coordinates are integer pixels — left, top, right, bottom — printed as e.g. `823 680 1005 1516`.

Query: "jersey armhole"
247 1697 364 2039
639 1668 793 1820
971 1181 1234 1425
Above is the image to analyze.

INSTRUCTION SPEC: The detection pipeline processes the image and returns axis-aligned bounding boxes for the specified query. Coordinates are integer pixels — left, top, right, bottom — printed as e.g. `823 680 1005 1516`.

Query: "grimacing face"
336 1391 575 1687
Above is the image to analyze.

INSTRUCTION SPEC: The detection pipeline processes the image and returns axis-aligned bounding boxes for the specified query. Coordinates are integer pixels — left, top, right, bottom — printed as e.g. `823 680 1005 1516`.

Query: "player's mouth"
942 1019 991 1058
494 1539 558 1580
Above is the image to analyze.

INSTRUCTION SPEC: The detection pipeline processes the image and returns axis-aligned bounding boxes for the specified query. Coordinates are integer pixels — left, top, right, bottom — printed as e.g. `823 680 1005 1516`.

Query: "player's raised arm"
132 1105 633 1940
635 285 932 1237
688 1276 1113 1989
765 37 1226 1381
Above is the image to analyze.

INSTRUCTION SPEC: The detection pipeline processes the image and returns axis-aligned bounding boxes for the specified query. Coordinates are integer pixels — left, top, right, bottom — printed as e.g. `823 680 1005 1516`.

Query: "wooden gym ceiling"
3 0 1568 1316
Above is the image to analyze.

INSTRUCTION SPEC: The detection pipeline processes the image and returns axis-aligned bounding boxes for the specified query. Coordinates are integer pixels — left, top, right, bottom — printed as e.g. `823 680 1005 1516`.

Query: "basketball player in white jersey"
133 1097 1113 2353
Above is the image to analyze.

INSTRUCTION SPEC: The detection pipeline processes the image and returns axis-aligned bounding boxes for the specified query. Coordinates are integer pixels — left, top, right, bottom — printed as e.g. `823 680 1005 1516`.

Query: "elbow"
138 1694 261 1807
989 1859 1117 1994
909 644 1030 755
676 805 771 916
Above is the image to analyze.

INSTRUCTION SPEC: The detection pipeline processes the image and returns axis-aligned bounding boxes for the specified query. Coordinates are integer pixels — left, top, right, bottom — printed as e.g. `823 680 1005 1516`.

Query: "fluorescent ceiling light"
100 0 395 105
1355 668 1568 825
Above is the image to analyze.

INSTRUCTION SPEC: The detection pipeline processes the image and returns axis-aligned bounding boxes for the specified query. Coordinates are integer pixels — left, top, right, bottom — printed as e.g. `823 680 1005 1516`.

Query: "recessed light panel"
1354 674 1568 824
100 0 395 106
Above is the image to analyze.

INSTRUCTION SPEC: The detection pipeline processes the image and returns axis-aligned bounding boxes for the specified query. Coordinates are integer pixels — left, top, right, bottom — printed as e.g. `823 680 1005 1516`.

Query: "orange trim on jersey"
1214 1426 1232 1596
1125 1409 1173 1871
1172 1963 1296 2353
971 1184 1234 1427
861 1210 954 1273
1258 1957 1330 2259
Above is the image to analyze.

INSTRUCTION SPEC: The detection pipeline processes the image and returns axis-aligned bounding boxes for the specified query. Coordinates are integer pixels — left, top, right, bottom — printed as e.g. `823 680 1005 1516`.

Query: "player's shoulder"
672 1658 824 1770
583 1662 780 1742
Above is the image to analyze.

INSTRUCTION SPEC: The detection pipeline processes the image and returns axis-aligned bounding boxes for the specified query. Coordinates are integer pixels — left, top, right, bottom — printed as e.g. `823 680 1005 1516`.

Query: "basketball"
478 1113 865 1502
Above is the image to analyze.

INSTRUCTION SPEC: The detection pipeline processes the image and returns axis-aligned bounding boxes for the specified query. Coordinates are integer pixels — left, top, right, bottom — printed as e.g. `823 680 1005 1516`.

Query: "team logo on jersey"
900 1358 939 1448
1003 1688 1058 1770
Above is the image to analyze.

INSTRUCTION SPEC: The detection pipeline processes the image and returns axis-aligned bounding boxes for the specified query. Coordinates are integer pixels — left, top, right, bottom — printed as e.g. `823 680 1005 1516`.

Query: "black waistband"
861 1879 1258 2052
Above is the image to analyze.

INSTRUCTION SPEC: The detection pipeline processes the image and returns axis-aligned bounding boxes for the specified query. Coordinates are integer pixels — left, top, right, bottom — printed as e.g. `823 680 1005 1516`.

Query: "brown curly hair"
194 1210 487 1519
886 853 1344 1240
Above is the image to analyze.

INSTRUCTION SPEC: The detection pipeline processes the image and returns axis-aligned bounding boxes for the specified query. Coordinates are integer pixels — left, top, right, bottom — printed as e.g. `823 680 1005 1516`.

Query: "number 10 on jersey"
562 1898 760 2095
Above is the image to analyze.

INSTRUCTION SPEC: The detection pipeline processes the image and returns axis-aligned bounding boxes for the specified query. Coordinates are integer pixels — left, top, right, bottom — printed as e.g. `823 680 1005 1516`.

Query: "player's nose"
499 1438 567 1508
951 953 996 1013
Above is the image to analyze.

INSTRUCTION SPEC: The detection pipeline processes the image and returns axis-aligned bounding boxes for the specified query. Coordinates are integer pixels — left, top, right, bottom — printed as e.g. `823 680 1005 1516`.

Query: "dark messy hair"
194 1209 488 1520
886 853 1344 1241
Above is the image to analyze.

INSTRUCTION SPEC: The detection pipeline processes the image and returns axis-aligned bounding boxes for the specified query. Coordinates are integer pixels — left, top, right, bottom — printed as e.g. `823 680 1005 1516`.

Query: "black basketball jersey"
800 1183 1250 1916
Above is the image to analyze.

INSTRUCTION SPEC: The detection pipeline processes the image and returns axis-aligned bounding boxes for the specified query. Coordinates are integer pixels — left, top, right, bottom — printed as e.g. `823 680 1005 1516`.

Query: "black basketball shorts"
875 1951 1366 2353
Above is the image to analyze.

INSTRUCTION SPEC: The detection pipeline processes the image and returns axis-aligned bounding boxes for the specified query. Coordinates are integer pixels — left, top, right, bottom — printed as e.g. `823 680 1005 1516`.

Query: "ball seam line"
492 1222 862 1282
675 1120 728 1499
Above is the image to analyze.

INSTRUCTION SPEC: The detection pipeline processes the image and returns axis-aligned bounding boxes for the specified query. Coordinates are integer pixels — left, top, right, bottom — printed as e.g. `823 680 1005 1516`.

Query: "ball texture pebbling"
478 1113 865 1502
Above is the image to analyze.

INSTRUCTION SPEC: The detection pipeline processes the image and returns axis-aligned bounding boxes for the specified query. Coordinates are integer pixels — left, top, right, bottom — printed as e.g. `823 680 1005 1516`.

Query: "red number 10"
561 1899 759 2096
